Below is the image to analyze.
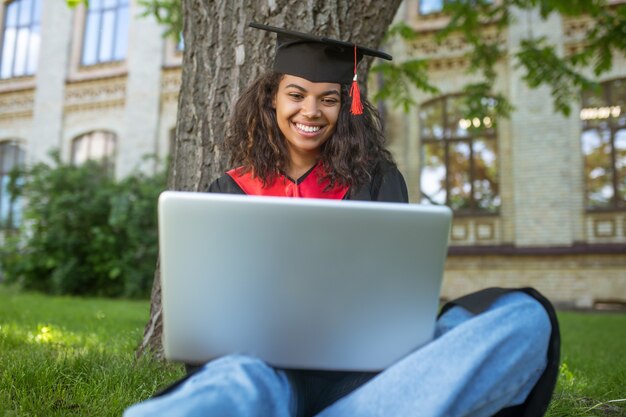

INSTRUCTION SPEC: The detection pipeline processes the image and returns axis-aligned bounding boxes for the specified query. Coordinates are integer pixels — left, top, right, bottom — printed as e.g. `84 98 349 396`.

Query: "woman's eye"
322 98 339 105
288 93 304 100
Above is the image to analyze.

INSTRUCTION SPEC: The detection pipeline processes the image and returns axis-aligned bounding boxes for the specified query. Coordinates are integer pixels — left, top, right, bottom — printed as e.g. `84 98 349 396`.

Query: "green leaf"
371 59 439 113
137 0 183 42
516 37 597 115
66 0 87 8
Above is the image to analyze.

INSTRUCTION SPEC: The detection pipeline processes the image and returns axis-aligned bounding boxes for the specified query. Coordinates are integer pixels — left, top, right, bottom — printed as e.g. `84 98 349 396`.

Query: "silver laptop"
159 191 452 371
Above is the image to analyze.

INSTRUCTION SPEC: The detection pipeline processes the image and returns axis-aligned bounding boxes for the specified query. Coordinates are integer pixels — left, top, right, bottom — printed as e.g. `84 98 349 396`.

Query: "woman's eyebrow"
285 84 340 96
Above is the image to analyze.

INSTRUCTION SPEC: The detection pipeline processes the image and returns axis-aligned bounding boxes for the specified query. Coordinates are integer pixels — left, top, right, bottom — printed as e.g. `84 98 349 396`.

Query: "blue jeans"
124 291 551 417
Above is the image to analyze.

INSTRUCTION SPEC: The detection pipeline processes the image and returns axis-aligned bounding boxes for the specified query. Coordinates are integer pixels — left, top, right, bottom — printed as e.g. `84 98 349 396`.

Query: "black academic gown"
208 162 409 203
160 163 559 417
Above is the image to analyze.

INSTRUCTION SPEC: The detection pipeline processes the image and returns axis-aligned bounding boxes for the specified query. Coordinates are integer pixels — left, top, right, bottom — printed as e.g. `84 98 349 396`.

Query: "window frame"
0 0 42 80
80 0 129 67
418 94 500 215
71 130 117 173
580 78 626 212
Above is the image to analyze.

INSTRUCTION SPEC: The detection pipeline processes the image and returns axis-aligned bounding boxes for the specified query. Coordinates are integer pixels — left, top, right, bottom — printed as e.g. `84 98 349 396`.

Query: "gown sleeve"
349 163 409 203
374 165 409 203
207 174 246 195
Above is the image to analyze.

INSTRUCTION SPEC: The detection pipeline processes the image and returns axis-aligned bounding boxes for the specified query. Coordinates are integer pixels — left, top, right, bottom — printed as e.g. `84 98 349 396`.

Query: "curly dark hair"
224 71 395 189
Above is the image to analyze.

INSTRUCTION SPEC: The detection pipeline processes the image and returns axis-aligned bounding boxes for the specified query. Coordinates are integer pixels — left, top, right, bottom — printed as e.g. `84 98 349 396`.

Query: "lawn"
0 285 624 416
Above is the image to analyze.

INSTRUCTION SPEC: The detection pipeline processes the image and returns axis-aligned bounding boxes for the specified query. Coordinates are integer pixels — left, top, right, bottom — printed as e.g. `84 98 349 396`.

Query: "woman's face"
273 74 341 163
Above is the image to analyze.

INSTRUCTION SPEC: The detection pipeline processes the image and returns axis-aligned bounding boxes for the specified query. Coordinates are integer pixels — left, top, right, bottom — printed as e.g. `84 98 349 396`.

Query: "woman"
208 25 408 203
125 23 559 417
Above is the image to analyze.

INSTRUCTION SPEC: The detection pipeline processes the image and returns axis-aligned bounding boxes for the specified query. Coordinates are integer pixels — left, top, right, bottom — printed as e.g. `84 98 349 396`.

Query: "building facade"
388 0 626 307
0 0 624 306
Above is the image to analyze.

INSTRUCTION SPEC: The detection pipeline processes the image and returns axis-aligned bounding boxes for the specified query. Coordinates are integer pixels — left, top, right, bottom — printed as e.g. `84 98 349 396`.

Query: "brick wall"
443 253 626 308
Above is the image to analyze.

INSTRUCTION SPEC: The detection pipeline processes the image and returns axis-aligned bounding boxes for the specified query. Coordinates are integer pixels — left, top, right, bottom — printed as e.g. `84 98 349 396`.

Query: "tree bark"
137 0 403 359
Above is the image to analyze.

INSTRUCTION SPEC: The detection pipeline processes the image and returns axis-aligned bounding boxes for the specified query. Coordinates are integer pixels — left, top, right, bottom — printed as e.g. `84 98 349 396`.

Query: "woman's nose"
301 97 321 118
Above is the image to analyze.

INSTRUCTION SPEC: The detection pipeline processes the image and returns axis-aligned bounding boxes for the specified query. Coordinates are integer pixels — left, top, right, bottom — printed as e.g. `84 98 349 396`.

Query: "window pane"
419 0 444 14
26 24 39 74
0 175 10 225
419 100 444 139
90 0 103 10
73 137 88 164
98 9 115 62
448 141 472 210
90 132 107 160
0 143 25 229
582 88 607 108
113 4 129 61
5 1 18 26
616 129 626 207
13 27 29 76
473 138 500 211
610 80 626 128
1 143 16 172
102 0 117 8
580 88 608 129
609 79 626 106
32 0 41 24
420 142 446 205
18 0 32 26
1 28 16 78
582 129 613 208
10 175 24 226
82 12 100 65
447 96 470 138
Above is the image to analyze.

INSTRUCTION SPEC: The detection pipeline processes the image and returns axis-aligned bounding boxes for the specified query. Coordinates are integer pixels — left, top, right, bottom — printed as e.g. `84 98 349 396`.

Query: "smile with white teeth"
295 123 322 133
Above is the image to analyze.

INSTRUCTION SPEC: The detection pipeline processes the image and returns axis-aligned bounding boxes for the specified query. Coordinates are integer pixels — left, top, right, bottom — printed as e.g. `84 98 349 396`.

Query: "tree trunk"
137 0 403 359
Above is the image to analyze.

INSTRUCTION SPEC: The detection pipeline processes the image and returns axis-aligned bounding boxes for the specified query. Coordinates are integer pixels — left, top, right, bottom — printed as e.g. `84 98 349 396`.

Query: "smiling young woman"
209 65 406 200
124 22 559 417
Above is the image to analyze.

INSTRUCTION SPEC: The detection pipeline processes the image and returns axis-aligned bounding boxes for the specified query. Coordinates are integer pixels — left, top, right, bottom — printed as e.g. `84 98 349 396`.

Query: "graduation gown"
207 162 409 203
201 163 560 417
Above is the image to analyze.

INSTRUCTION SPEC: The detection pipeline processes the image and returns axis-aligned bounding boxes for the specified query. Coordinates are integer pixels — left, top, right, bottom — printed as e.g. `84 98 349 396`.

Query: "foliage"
371 58 439 112
137 0 183 42
0 151 165 298
380 0 626 117
65 0 87 7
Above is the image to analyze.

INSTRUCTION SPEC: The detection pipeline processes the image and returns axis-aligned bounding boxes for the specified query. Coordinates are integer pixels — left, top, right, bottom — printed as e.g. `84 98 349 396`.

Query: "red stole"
227 164 349 199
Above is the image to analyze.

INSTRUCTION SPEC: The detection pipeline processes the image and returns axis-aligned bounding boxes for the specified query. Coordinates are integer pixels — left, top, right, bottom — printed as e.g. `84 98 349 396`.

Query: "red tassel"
350 76 363 115
350 45 363 115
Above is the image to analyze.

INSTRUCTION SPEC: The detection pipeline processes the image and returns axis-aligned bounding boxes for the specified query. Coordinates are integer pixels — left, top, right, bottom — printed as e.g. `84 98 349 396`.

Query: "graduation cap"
249 22 392 115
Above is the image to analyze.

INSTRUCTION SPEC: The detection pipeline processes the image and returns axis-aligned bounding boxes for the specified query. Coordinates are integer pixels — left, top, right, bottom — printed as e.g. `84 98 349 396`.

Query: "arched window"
81 0 129 66
71 131 116 171
0 140 25 229
0 0 42 79
580 79 626 210
419 95 500 213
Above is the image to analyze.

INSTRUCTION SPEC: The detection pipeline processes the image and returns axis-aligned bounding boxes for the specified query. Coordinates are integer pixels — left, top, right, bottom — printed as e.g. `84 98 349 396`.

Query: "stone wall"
444 253 626 308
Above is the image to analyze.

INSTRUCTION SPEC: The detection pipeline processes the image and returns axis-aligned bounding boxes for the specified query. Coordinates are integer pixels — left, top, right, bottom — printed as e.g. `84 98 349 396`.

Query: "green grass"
0 285 184 416
547 312 626 417
0 285 624 416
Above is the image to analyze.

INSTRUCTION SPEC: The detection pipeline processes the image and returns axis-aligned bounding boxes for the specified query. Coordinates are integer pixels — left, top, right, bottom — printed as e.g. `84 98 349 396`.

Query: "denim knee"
491 292 552 360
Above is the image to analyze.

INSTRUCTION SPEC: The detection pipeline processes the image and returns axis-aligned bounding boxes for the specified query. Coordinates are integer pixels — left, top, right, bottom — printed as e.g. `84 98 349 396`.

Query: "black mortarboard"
249 22 392 114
